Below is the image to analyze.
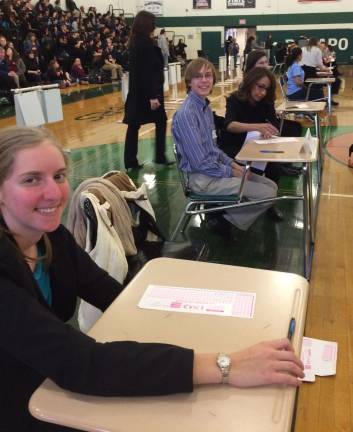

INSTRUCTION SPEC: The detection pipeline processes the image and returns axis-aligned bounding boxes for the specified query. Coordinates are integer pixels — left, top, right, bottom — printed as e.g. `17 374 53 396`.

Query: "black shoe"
331 100 339 106
281 166 302 176
268 206 284 221
203 214 233 236
154 158 175 166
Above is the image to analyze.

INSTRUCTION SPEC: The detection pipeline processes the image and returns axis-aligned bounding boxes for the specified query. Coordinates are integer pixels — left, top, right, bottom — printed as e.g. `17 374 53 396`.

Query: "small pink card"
300 337 337 382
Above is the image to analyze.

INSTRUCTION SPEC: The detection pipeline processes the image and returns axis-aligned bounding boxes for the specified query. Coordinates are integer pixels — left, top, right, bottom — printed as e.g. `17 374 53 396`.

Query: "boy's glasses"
194 73 214 80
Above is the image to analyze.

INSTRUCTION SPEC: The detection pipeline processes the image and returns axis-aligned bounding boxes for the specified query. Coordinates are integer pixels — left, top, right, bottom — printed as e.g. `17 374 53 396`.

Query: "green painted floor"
67 133 326 278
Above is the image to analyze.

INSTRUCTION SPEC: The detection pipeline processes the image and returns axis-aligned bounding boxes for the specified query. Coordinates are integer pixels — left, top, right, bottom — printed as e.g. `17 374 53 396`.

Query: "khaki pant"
102 63 122 80
188 172 277 231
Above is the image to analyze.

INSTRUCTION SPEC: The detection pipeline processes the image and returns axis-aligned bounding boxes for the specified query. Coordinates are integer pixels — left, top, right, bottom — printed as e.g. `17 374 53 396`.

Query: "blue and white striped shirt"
172 91 233 178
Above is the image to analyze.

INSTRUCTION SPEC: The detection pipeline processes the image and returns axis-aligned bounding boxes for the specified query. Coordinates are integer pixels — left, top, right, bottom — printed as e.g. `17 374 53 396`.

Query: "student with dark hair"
123 11 172 169
0 47 17 94
244 49 269 74
244 49 302 140
285 46 324 101
223 67 279 152
220 68 289 202
24 49 42 83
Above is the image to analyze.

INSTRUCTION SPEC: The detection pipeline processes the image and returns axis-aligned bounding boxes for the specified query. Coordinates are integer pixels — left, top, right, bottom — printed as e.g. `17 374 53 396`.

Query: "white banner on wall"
144 0 163 16
226 0 256 8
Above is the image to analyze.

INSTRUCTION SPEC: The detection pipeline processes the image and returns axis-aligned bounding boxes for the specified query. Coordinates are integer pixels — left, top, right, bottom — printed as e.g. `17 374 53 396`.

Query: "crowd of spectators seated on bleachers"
0 0 131 101
0 0 190 104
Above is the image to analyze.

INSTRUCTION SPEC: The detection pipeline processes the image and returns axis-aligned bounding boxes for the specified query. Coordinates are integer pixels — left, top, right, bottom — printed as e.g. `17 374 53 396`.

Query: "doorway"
225 27 256 67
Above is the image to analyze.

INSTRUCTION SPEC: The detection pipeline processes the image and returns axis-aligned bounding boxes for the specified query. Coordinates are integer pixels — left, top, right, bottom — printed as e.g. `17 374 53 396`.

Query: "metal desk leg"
314 113 322 185
307 162 315 244
302 164 313 279
327 83 332 115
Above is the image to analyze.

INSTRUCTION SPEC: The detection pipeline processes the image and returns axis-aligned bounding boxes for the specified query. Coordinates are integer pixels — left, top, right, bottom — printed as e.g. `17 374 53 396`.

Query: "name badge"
212 129 217 140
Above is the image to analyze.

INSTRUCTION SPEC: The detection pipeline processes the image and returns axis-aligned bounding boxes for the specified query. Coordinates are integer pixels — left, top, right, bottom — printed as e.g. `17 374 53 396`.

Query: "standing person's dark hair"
128 10 155 49
123 10 172 169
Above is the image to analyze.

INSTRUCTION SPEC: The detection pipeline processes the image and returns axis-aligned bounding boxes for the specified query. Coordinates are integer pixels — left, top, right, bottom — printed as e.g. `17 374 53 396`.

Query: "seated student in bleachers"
8 45 28 87
4 46 20 88
23 32 40 55
0 35 8 50
172 58 278 233
24 48 42 84
47 58 73 87
0 47 16 103
0 46 17 96
70 57 88 83
285 47 324 101
90 39 104 71
101 37 122 81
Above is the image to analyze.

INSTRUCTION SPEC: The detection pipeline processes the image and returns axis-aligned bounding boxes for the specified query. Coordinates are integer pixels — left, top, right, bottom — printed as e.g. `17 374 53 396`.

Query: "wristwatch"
216 353 231 384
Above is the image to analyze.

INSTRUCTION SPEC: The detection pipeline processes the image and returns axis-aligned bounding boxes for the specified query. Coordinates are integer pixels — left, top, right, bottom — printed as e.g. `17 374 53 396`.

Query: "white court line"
322 193 353 198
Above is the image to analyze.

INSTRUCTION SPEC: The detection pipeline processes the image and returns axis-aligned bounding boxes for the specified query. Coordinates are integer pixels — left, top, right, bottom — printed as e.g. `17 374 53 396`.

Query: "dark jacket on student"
123 36 167 126
220 92 302 184
221 93 301 157
0 224 193 432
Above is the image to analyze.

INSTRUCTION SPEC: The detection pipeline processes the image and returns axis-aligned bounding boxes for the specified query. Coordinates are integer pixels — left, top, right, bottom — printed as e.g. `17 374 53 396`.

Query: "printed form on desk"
138 285 256 318
301 337 338 382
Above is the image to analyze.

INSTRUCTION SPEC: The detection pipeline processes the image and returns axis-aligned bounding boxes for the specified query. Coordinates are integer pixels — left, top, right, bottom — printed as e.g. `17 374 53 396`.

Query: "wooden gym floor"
0 67 352 431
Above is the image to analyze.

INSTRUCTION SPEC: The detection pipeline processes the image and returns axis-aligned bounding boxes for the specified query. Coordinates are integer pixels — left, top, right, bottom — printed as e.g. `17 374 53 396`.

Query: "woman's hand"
150 98 161 110
256 123 279 139
193 338 304 388
228 338 304 387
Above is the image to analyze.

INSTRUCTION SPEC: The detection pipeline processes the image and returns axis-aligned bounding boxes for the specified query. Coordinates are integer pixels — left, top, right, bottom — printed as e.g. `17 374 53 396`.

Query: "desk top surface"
30 258 309 432
236 136 319 163
305 77 335 83
276 101 326 113
316 71 333 77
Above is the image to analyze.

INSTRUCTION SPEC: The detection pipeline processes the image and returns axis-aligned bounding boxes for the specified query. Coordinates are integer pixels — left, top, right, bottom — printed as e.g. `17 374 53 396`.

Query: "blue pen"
287 318 296 341
260 150 284 154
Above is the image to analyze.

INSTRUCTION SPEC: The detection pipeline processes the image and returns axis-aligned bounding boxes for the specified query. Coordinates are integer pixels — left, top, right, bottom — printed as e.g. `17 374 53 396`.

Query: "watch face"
218 355 230 368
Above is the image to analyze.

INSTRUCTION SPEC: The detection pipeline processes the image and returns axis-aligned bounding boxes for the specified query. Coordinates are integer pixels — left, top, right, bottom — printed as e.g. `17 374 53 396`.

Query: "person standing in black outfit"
123 10 172 169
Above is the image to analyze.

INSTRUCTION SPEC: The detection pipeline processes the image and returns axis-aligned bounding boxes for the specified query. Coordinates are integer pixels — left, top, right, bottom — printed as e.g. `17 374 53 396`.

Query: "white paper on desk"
253 137 298 145
300 337 338 382
286 103 310 109
244 131 266 171
138 285 256 318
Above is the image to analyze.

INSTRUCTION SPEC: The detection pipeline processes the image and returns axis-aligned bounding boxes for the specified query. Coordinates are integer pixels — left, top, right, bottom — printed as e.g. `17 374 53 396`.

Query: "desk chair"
278 74 326 131
171 144 283 241
272 56 285 75
278 74 325 104
171 145 244 240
